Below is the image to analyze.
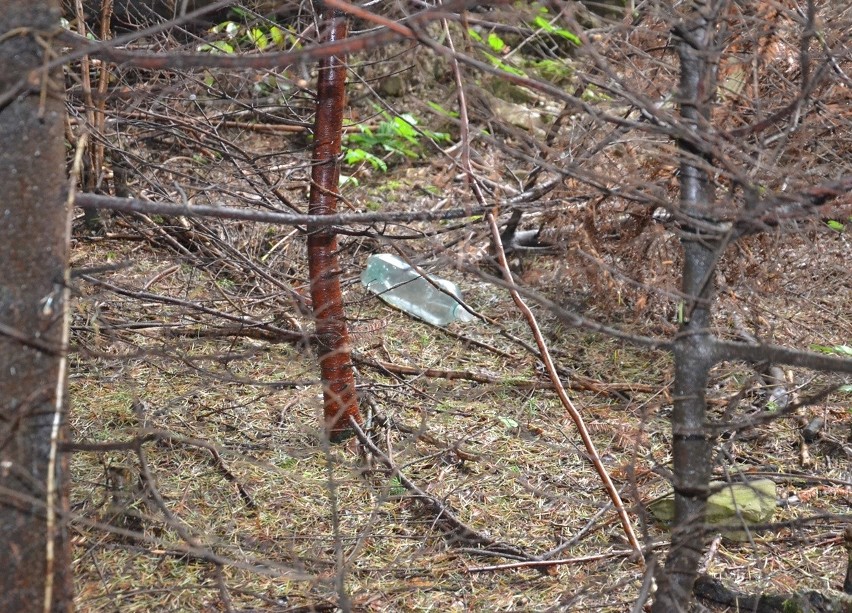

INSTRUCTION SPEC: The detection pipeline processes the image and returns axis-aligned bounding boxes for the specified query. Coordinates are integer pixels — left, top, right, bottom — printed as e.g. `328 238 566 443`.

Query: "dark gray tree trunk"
652 1 723 610
0 1 75 610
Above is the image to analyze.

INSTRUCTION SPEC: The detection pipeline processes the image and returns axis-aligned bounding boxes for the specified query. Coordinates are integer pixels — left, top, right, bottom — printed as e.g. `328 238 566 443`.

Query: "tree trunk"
652 2 723 610
307 4 361 442
0 1 75 611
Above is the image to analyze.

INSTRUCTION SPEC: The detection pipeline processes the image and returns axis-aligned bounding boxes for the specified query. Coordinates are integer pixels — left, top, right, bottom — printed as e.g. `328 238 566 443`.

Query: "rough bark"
0 0 75 610
307 3 361 442
652 2 722 610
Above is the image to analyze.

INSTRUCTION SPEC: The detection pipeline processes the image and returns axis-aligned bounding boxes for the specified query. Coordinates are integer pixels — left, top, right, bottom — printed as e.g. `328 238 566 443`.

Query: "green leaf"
497 416 519 429
198 40 235 54
484 53 526 76
392 115 419 142
248 27 268 50
532 15 581 45
389 476 406 496
269 25 285 47
339 174 359 188
382 142 418 158
344 148 387 171
810 343 852 356
487 32 506 53
426 101 460 118
467 28 483 43
826 219 845 232
343 110 446 166
210 20 240 35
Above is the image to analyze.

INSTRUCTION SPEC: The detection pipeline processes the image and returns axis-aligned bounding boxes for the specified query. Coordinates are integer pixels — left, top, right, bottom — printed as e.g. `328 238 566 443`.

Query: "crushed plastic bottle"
360 254 475 326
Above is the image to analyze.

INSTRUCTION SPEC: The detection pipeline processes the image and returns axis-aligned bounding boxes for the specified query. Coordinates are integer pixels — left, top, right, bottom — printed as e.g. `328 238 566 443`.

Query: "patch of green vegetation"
810 344 852 356
343 109 451 171
483 77 538 105
276 456 298 470
525 396 541 416
825 218 851 232
382 180 406 192
388 476 406 497
531 8 581 46
528 58 574 86
467 29 527 77
343 148 387 172
197 12 294 54
581 85 612 102
426 101 459 119
497 415 519 429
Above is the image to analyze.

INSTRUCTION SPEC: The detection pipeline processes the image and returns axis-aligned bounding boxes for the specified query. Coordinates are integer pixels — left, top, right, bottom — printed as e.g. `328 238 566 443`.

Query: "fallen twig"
354 353 659 395
349 417 531 560
466 549 636 573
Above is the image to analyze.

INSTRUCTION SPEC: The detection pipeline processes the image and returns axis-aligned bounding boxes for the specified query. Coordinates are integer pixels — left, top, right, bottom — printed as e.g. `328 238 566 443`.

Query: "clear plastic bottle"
360 254 475 326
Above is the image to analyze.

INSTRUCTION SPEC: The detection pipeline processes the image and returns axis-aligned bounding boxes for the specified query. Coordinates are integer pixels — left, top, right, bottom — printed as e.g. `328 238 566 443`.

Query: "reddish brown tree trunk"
307 4 361 442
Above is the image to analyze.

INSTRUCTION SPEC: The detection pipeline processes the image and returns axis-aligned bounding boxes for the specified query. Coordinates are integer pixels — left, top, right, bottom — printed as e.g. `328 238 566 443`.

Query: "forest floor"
65 7 852 612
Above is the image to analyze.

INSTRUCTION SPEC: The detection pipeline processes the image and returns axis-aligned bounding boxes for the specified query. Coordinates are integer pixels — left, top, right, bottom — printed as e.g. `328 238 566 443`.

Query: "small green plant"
528 58 574 85
198 12 292 54
467 28 527 76
426 100 460 119
389 476 406 497
343 110 450 171
825 216 851 232
497 415 519 429
531 9 581 46
809 344 852 393
339 174 359 188
343 148 387 172
810 344 852 357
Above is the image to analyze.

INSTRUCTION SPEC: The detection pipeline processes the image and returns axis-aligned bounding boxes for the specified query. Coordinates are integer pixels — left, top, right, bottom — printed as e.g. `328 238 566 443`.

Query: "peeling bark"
307 4 361 442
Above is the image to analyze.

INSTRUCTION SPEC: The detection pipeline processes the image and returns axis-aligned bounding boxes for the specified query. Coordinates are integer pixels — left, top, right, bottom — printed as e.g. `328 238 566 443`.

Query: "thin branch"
74 192 489 227
443 17 644 564
77 274 306 343
466 548 639 573
714 340 852 374
354 353 659 395
349 417 530 560
52 0 479 71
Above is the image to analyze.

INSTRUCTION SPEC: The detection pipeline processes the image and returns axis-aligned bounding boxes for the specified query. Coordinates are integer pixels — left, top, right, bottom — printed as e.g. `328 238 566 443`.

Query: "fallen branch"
693 574 846 613
74 192 490 228
349 417 530 560
466 549 636 573
354 353 659 395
